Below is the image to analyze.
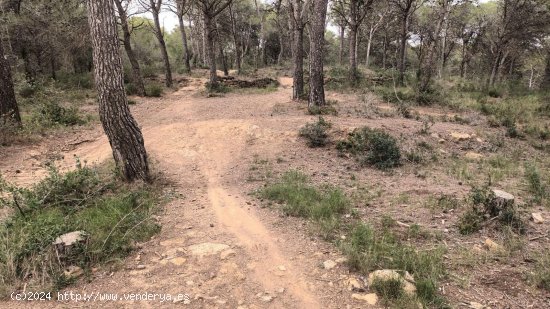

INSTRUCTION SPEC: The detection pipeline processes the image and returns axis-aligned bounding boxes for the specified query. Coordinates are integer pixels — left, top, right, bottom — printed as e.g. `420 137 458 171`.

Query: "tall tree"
171 0 192 73
86 0 150 181
288 0 308 100
390 0 420 86
115 0 146 96
332 0 375 81
0 41 21 126
196 0 233 88
140 0 173 87
228 2 242 74
308 0 329 107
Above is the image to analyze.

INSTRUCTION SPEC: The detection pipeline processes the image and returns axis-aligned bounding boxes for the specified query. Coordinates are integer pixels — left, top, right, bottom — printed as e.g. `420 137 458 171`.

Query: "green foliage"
299 116 331 147
32 101 85 127
258 170 349 236
145 84 163 97
341 223 446 306
371 278 404 300
0 165 162 296
532 252 550 291
457 208 484 235
524 163 548 204
337 127 401 169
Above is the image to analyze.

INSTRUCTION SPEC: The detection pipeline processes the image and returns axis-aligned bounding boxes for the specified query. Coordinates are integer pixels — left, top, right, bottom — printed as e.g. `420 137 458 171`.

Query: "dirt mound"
219 76 278 88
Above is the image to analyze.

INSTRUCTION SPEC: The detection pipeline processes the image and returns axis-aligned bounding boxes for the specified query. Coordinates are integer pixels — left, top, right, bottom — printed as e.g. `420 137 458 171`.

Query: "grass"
299 116 332 147
258 171 349 238
524 162 548 205
0 164 164 297
341 223 446 307
337 127 401 169
531 251 550 291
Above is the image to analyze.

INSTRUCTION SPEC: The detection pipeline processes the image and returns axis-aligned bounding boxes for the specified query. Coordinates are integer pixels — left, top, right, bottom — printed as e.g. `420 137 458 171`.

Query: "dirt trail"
2 78 358 308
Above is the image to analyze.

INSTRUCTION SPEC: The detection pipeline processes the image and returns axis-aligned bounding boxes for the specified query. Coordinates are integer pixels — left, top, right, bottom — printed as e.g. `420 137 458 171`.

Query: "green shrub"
299 116 331 147
145 84 163 97
18 83 37 98
126 83 138 95
486 88 503 98
457 208 484 235
259 170 349 221
532 252 550 291
0 165 162 296
337 127 401 169
33 101 84 126
524 163 547 204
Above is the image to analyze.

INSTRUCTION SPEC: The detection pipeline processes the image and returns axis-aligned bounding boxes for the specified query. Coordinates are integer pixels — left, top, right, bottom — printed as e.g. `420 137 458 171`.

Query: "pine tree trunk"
115 0 146 97
86 0 149 182
178 13 192 73
229 3 242 74
0 42 21 125
292 25 304 100
204 14 218 87
349 25 358 81
152 8 173 87
398 15 408 86
541 50 550 90
308 0 328 107
339 25 345 65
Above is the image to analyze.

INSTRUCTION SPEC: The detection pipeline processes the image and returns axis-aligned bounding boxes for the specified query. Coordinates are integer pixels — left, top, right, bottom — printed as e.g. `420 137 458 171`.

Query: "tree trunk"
204 14 218 87
349 25 358 81
365 28 373 68
339 25 345 65
152 9 173 87
292 25 304 100
398 15 408 86
460 42 466 78
216 23 228 76
177 13 192 73
308 0 328 107
541 50 550 90
277 30 284 65
86 0 149 182
229 3 242 74
489 50 502 87
115 0 146 96
0 42 21 125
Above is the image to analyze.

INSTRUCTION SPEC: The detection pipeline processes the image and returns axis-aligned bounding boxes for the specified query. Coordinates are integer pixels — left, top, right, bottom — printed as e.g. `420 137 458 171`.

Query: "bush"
33 101 84 126
299 116 331 147
18 83 38 98
0 165 162 296
337 127 401 169
145 84 163 97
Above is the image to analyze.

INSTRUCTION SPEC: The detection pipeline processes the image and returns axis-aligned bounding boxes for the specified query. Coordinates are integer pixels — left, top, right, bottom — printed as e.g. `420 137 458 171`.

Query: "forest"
1 0 550 308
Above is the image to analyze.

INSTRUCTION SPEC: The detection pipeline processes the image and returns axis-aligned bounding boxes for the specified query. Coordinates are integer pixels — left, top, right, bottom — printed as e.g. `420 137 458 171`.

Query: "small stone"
468 301 486 309
430 132 440 139
346 278 363 291
53 231 87 246
438 138 446 144
277 288 285 293
64 266 83 279
484 238 504 253
278 265 287 271
351 293 378 305
188 243 229 257
450 132 471 141
367 269 416 296
465 152 483 161
209 223 214 227
335 257 348 263
261 295 273 302
185 280 194 286
220 249 236 260
532 212 544 224
136 264 146 269
323 260 337 270
170 257 186 266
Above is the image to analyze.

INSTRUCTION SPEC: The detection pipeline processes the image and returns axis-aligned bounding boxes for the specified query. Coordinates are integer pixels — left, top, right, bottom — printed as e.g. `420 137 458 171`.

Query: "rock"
260 295 273 302
54 231 87 246
335 257 348 263
277 288 285 293
220 249 236 260
438 138 446 144
64 266 83 279
532 212 544 224
277 265 287 271
367 270 416 296
323 260 337 270
169 257 186 266
465 152 483 161
430 132 440 139
136 264 146 269
468 301 486 309
351 293 378 305
450 132 471 141
484 238 504 253
188 243 229 257
346 277 364 291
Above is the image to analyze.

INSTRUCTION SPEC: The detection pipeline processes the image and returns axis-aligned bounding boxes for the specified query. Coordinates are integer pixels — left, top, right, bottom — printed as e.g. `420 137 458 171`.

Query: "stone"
335 257 348 263
450 132 471 141
438 138 446 144
346 277 364 291
53 231 87 246
64 266 83 279
484 238 504 253
323 260 337 270
277 265 287 271
260 295 273 302
169 257 186 266
532 212 544 224
220 249 236 260
465 152 483 161
351 293 378 305
188 243 229 257
468 301 486 309
136 265 146 269
367 270 416 296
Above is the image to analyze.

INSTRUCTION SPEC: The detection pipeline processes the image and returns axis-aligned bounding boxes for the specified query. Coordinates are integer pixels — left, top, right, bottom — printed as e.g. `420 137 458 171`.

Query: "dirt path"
2 78 366 308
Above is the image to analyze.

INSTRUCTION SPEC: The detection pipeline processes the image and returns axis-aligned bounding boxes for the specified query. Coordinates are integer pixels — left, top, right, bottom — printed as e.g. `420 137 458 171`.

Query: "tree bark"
115 0 146 96
86 0 149 182
398 14 408 86
204 14 218 86
349 25 358 80
339 25 345 65
229 3 242 74
308 0 328 107
0 42 21 126
541 50 550 90
177 11 192 73
151 2 173 87
292 25 304 99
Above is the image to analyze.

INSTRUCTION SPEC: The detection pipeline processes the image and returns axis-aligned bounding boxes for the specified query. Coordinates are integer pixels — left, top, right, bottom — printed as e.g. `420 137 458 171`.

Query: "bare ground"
0 74 548 308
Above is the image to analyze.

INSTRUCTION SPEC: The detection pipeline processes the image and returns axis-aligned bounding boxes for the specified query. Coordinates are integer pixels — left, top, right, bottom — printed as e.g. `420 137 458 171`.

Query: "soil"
0 72 548 308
